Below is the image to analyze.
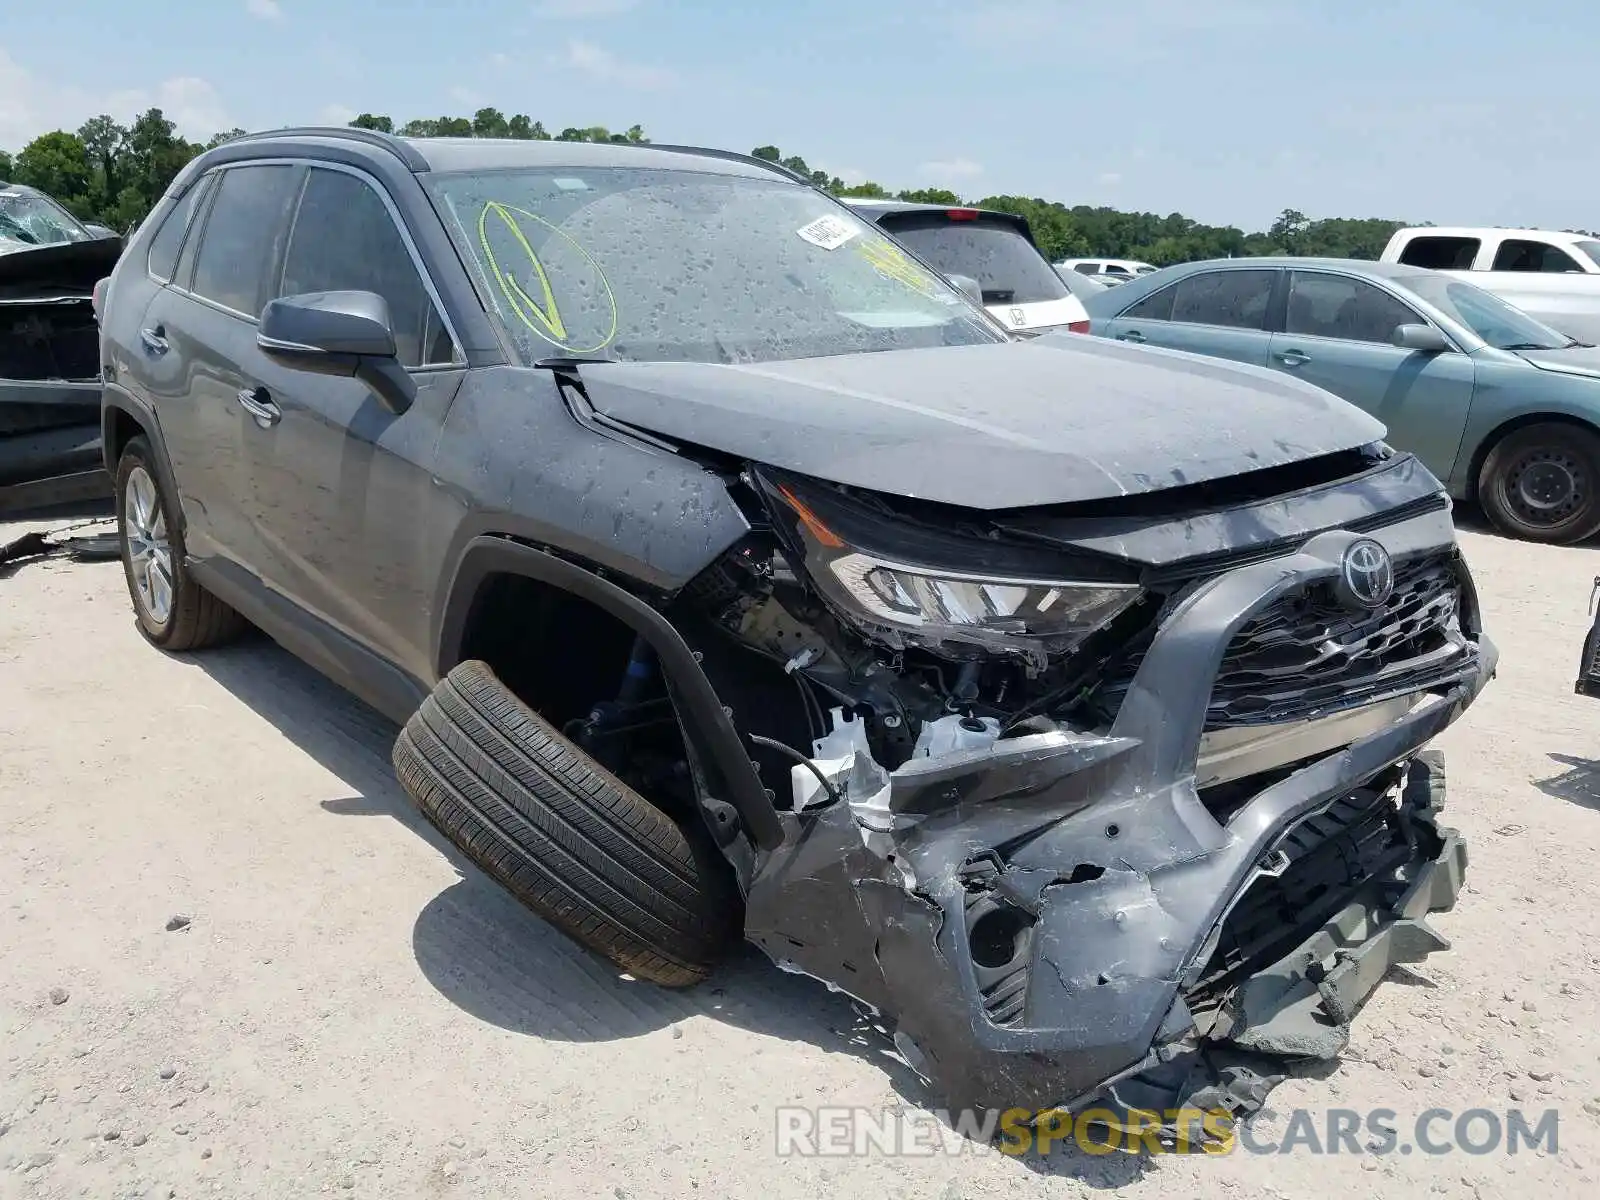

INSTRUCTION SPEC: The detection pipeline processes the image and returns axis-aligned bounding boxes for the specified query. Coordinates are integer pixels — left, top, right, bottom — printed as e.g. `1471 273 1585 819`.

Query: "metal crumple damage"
744 708 1473 1138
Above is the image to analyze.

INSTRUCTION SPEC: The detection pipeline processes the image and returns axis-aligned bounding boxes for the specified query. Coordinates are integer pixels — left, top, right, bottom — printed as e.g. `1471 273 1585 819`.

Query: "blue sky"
1 0 1592 232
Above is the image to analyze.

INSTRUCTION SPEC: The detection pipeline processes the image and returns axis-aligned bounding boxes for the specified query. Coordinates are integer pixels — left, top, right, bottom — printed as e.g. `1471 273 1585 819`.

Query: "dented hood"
576 335 1385 509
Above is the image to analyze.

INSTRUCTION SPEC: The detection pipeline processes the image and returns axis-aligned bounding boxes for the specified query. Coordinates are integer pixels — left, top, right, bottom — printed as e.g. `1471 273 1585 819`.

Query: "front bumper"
744 516 1494 1119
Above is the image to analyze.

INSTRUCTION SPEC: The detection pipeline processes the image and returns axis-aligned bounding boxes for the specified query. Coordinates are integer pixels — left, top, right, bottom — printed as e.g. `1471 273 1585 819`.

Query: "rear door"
132 162 301 569
1267 269 1475 477
873 210 1089 333
241 163 464 664
1099 267 1279 367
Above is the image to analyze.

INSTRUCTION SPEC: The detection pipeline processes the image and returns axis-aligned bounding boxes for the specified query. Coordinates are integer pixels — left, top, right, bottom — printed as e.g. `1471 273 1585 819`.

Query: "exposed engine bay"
621 445 1494 1130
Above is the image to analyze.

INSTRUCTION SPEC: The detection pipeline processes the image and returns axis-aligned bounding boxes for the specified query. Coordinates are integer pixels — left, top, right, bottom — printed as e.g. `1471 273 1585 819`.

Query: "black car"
1 180 123 513
97 127 1493 1129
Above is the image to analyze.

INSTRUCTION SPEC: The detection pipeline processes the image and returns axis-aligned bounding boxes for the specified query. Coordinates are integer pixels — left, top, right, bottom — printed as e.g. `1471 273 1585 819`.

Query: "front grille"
1186 782 1409 1008
1205 551 1470 729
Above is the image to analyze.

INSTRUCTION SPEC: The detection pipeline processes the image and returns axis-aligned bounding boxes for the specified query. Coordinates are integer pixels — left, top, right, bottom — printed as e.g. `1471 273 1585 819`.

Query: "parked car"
98 127 1491 1129
1 180 123 514
1054 263 1112 301
1057 257 1158 283
1084 256 1600 544
844 199 1090 334
1379 226 1600 345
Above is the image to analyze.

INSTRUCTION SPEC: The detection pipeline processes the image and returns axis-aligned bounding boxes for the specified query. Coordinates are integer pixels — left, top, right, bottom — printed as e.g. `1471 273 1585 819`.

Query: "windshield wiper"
533 355 621 372
1500 342 1563 351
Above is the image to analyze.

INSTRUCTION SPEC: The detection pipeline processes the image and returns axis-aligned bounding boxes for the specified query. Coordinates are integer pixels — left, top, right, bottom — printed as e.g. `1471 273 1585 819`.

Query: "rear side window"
1396 236 1479 270
278 168 456 368
877 214 1068 305
1073 263 1100 275
1285 272 1420 344
1169 269 1276 330
145 177 211 282
1491 239 1585 273
1119 285 1176 321
190 164 300 317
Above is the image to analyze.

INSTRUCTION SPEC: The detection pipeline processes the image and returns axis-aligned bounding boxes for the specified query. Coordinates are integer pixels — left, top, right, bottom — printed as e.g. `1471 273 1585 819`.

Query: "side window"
1396 236 1479 271
1169 269 1276 330
278 167 456 368
1491 239 1585 273
190 165 301 317
1285 272 1421 344
146 176 211 282
1120 284 1176 321
1073 263 1099 275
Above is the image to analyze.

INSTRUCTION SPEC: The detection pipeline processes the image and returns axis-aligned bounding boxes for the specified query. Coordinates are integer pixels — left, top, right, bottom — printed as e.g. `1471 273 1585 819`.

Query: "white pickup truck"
1378 226 1600 343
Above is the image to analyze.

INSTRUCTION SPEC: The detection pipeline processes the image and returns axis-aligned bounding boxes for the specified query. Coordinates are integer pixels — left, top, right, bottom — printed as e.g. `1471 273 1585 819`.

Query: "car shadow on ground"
1532 753 1600 810
185 632 1148 1187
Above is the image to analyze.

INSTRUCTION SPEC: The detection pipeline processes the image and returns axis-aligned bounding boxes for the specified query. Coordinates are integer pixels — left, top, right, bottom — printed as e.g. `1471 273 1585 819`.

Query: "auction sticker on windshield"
796 214 859 251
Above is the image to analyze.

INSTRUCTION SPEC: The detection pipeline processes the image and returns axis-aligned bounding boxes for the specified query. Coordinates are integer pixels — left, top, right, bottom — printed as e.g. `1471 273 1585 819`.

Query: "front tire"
115 436 246 650
1478 422 1600 544
393 660 740 987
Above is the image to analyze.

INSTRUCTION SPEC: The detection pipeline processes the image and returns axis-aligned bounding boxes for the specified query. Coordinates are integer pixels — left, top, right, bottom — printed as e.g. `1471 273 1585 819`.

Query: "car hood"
1515 344 1600 380
0 237 124 300
575 335 1385 510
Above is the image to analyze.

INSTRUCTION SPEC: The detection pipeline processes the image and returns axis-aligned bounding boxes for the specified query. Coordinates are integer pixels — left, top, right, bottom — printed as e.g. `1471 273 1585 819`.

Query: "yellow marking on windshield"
476 201 618 354
855 236 946 299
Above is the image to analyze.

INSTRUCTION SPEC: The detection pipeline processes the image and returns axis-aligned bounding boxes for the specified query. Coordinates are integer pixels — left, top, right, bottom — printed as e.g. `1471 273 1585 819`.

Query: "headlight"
764 475 1142 662
828 551 1138 644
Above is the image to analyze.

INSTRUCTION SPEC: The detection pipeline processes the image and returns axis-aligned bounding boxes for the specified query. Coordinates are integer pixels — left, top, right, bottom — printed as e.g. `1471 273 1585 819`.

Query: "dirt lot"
1 510 1597 1199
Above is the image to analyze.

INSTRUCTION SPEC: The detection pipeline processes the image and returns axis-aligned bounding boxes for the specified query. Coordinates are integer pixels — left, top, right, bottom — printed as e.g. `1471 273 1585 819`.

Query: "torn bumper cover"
743 524 1495 1120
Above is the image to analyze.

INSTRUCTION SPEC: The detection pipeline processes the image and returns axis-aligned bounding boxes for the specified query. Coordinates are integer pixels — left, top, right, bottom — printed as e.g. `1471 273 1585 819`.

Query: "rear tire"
115 436 246 650
1478 422 1600 544
393 660 740 987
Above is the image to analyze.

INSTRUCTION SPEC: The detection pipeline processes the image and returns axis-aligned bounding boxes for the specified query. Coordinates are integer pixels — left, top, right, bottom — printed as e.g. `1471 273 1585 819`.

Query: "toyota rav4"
97 128 1494 1131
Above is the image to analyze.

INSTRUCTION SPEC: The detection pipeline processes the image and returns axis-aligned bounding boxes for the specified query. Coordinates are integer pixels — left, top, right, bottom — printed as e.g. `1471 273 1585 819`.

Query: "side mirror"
258 290 416 414
1392 323 1450 353
946 273 985 307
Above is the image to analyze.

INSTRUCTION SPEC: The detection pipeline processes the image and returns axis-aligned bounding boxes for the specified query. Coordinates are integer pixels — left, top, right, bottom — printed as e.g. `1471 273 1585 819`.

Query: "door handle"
1276 349 1310 367
139 326 169 356
236 386 281 428
1120 329 1146 343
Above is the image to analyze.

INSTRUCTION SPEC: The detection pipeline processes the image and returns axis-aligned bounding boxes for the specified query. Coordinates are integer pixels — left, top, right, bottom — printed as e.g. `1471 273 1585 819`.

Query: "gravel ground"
1 509 1597 1199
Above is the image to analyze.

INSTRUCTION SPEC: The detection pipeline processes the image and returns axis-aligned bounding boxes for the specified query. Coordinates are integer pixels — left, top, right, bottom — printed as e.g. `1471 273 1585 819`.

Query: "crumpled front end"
727 487 1493 1122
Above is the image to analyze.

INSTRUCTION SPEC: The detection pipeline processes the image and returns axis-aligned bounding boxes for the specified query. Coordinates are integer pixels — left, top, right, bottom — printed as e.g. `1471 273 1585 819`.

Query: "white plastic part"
912 713 1001 759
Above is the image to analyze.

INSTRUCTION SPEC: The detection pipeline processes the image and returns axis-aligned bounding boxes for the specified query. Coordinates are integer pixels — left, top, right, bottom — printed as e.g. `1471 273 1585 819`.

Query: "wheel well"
456 571 645 735
1465 412 1600 501
104 405 145 471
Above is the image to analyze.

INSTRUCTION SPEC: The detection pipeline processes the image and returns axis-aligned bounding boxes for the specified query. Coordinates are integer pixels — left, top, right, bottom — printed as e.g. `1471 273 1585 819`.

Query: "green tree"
472 107 510 138
13 131 93 216
835 181 889 198
897 188 964 205
349 113 394 133
205 128 248 149
0 150 13 180
77 115 126 213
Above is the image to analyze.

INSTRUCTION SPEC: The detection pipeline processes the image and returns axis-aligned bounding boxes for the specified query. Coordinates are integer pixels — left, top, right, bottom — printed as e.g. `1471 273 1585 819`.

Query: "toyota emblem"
1336 538 1394 610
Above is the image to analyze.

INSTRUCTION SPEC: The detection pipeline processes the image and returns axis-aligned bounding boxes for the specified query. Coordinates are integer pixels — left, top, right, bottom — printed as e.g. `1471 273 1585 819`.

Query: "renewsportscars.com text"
774 1105 1561 1158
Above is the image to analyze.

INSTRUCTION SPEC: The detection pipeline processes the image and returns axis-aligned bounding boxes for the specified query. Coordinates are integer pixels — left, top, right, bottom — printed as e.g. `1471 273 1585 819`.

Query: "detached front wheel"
1478 422 1600 545
393 660 740 987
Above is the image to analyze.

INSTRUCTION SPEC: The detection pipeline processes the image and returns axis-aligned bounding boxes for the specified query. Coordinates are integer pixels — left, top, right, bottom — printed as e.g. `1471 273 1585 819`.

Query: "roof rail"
645 144 815 185
226 125 431 172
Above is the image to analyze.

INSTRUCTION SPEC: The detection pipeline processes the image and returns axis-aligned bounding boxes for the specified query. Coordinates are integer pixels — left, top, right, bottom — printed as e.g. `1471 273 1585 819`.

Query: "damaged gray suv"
97 128 1495 1130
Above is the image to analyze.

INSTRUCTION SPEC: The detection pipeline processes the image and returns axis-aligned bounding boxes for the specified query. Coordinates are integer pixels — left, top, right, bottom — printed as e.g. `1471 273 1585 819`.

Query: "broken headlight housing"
760 471 1142 661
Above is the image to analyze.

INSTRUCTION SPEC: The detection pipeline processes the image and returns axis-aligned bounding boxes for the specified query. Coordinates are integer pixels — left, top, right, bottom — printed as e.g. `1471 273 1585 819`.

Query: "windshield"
1578 240 1600 270
0 186 93 253
1400 274 1580 350
425 168 1003 365
873 214 1069 305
